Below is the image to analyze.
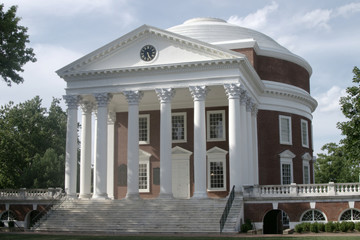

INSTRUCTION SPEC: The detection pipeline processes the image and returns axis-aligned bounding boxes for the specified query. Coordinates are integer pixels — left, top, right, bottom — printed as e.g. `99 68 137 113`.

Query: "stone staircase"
33 196 243 233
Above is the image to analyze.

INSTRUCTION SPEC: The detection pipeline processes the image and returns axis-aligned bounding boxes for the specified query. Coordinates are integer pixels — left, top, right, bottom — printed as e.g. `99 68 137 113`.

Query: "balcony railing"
243 182 360 198
0 188 63 200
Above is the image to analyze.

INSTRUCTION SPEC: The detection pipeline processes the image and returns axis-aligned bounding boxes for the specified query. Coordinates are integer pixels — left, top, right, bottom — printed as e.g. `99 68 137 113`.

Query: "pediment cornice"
57 25 244 78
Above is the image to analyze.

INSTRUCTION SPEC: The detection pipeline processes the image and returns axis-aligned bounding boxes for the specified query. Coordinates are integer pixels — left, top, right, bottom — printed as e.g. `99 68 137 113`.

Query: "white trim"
207 110 226 141
139 149 151 193
339 208 360 222
279 115 292 145
300 209 327 223
207 147 228 191
171 112 187 143
301 119 309 148
139 114 150 145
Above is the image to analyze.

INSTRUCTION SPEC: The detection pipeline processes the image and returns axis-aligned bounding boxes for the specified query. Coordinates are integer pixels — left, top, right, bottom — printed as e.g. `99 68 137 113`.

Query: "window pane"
282 164 291 185
280 117 290 143
172 114 185 141
304 165 309 184
209 113 224 139
139 163 148 190
210 161 224 188
139 117 148 142
301 121 309 147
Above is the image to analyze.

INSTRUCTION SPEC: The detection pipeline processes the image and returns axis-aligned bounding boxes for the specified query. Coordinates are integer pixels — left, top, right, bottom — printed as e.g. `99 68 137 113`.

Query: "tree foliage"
0 97 67 188
0 4 36 86
315 67 360 183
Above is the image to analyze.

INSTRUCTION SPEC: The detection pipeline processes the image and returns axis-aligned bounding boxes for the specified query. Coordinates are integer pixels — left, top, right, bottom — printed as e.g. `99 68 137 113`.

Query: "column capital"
224 83 241 99
155 88 176 103
63 95 81 109
251 103 259 116
246 97 254 112
123 90 144 105
94 93 113 107
240 88 248 105
80 101 94 114
189 86 210 101
108 112 116 124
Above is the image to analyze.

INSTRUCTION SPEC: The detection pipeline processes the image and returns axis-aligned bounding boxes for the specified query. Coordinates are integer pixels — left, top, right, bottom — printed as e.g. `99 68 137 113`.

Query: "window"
340 209 360 221
303 165 310 184
279 150 295 185
279 115 292 145
207 110 226 141
139 114 150 144
207 147 228 191
172 112 187 142
282 211 290 228
301 209 326 222
301 119 309 148
139 149 151 193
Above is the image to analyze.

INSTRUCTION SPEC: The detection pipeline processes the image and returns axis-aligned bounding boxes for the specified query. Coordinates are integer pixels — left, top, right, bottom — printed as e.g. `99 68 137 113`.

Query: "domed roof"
167 18 311 74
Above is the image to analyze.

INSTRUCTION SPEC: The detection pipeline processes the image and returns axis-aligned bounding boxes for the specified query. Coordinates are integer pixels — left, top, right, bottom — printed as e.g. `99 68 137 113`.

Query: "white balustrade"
0 188 63 199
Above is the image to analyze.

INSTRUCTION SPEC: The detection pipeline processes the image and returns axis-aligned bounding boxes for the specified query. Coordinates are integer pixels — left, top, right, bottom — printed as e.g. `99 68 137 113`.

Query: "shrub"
0 221 4 227
310 222 319 233
346 221 355 231
340 221 348 232
295 223 304 233
241 219 253 233
8 221 14 228
318 222 325 232
355 222 360 231
334 222 341 232
303 222 311 232
325 221 334 232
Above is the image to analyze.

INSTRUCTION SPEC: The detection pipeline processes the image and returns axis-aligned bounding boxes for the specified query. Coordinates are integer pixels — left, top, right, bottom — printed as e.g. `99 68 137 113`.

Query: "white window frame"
279 150 295 185
207 110 226 141
301 119 309 148
279 115 292 145
139 149 151 193
139 114 150 145
300 209 327 223
171 112 187 143
302 153 311 184
207 147 228 191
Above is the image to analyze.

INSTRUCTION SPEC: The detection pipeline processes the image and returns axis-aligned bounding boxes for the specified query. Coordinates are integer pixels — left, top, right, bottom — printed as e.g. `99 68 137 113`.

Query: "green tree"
0 97 67 188
0 4 36 86
315 67 360 183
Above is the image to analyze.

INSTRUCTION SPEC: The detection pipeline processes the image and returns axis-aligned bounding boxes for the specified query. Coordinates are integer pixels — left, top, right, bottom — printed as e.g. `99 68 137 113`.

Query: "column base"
126 193 140 200
66 193 78 200
92 193 109 200
192 191 208 199
158 193 173 199
79 193 91 199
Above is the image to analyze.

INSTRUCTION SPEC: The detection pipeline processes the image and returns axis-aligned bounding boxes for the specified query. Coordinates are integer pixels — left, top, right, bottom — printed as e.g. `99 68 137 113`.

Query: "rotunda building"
58 17 317 200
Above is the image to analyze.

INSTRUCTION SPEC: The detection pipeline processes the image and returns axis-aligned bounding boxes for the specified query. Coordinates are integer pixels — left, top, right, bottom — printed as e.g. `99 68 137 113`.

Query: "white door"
172 159 190 199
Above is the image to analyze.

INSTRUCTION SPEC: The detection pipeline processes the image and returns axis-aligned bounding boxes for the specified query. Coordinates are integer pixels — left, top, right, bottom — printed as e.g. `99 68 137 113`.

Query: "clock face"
140 45 156 61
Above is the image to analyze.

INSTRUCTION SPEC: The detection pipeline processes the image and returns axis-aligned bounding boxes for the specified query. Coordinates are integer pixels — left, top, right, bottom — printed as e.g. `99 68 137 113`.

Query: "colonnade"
63 83 258 199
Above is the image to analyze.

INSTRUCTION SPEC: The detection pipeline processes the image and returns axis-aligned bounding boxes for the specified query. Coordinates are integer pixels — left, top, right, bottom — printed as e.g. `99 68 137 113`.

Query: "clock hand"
147 52 151 58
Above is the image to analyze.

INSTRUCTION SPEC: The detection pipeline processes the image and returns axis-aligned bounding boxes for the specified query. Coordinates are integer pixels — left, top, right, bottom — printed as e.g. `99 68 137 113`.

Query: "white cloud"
335 2 360 17
315 86 346 113
294 9 332 31
227 1 278 30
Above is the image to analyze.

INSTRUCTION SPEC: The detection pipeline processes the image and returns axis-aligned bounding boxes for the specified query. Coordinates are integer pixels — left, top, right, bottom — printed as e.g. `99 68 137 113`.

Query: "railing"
31 190 66 230
243 182 360 198
0 188 63 200
220 185 235 234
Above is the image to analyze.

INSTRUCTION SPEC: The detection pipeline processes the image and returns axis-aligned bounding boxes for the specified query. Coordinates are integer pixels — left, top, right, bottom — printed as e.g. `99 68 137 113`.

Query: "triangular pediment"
206 147 228 155
172 146 192 156
279 150 296 159
302 152 312 161
57 25 244 78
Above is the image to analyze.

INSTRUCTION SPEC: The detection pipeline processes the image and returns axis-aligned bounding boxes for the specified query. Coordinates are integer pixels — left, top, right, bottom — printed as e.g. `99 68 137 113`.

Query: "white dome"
168 18 311 74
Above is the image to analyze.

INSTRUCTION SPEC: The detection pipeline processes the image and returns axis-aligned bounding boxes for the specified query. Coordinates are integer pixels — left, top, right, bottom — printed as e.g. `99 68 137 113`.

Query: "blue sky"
0 0 359 155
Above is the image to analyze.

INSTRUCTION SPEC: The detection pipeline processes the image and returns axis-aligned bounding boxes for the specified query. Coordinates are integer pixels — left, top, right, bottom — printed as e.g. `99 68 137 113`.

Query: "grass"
1 233 360 240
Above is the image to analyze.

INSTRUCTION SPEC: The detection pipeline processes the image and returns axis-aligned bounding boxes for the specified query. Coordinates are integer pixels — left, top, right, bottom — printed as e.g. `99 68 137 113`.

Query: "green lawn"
1 233 360 240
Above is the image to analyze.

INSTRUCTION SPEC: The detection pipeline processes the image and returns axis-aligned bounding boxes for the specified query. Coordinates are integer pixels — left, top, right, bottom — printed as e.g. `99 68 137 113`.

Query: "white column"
224 84 242 192
251 104 259 185
93 93 113 199
107 112 116 199
63 95 80 199
79 101 94 199
240 89 248 186
189 86 209 198
246 97 254 185
123 90 144 199
155 88 176 199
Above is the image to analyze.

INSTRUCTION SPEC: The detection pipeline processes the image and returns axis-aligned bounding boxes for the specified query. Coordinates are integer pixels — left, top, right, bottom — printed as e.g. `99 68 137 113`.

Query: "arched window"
301 209 326 222
340 209 360 221
0 210 17 221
